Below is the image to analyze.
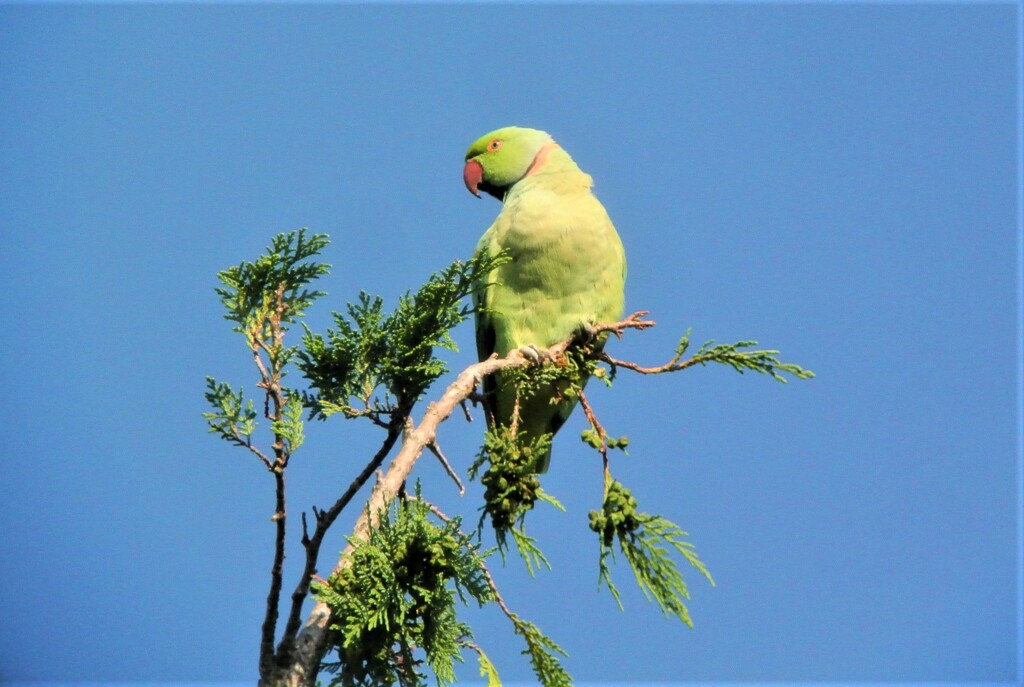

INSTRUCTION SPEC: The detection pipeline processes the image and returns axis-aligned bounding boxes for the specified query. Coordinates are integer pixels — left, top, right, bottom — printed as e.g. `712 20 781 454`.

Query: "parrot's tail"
533 446 553 474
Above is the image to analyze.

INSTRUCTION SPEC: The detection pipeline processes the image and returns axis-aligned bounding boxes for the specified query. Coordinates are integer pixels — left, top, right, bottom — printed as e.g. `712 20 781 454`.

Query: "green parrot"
463 126 626 473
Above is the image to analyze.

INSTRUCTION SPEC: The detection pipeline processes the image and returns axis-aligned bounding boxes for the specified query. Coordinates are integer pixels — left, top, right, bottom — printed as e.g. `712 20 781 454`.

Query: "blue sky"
0 3 1019 684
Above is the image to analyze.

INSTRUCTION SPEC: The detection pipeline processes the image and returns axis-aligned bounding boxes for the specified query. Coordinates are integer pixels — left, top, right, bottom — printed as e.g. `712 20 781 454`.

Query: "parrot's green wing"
472 234 500 428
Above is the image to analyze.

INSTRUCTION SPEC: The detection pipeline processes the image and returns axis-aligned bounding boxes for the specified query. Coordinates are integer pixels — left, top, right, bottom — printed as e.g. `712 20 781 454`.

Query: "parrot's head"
463 126 555 200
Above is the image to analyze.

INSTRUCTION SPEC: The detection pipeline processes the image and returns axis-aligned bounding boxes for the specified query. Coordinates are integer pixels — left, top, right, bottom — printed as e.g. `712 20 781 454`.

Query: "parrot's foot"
518 344 551 366
574 323 600 345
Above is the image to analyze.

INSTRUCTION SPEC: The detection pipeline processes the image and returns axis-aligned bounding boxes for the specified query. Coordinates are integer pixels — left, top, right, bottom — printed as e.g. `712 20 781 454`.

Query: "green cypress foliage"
313 490 491 687
297 251 508 420
589 480 714 627
204 230 813 686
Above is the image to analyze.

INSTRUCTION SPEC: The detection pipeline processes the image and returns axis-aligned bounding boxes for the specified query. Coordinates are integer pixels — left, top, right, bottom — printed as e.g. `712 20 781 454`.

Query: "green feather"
467 127 627 472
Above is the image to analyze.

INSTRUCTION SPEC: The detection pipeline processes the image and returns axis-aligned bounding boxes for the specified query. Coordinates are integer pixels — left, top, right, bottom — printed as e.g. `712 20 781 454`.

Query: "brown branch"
582 390 619 498
459 399 474 423
509 393 522 435
259 469 287 676
461 639 490 660
252 334 273 386
577 389 607 446
243 439 275 471
428 441 465 495
256 282 293 676
599 310 656 339
479 544 517 621
265 311 655 687
341 406 392 428
252 337 274 422
577 389 613 488
273 282 288 349
601 351 707 375
275 419 406 664
404 494 446 519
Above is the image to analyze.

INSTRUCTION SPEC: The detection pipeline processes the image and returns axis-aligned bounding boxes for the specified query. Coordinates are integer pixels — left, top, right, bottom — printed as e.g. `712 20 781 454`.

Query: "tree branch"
274 418 406 666
270 330 584 686
259 469 288 676
577 390 613 492
257 283 297 675
428 441 465 495
244 439 274 471
601 352 705 375
262 310 805 685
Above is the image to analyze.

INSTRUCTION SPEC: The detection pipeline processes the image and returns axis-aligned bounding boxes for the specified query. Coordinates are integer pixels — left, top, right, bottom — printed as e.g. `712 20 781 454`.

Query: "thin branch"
256 284 292 675
461 639 488 657
600 310 656 339
276 417 406 663
479 547 517 621
272 282 288 349
577 389 613 493
278 335 573 685
601 351 705 375
269 310 782 686
341 406 392 428
252 335 273 385
252 338 274 422
404 494 451 522
243 438 275 471
428 441 466 495
577 390 607 447
259 468 287 676
600 328 813 381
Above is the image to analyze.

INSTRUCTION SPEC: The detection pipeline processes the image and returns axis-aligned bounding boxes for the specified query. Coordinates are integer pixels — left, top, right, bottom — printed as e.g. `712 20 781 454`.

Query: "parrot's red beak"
463 159 483 198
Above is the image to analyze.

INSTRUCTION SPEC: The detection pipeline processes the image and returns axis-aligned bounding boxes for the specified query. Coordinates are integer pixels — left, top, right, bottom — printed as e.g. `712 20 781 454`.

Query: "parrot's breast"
486 180 626 353
469 153 627 473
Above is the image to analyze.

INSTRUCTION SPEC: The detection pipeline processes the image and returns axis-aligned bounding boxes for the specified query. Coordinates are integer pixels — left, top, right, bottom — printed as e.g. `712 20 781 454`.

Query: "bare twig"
601 310 656 339
461 639 489 658
577 389 613 492
259 469 287 677
479 548 517 620
341 406 392 428
601 351 705 375
243 439 275 471
276 418 406 662
428 441 465 495
509 393 522 436
403 494 444 519
577 390 607 446
252 336 273 385
273 282 288 349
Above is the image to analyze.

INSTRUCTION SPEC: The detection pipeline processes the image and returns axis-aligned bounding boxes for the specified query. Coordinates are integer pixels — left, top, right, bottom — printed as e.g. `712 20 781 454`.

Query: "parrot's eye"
487 139 503 152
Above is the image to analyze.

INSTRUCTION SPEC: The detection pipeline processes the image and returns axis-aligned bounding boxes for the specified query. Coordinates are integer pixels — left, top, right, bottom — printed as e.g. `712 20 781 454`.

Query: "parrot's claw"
576 324 600 345
518 344 550 366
